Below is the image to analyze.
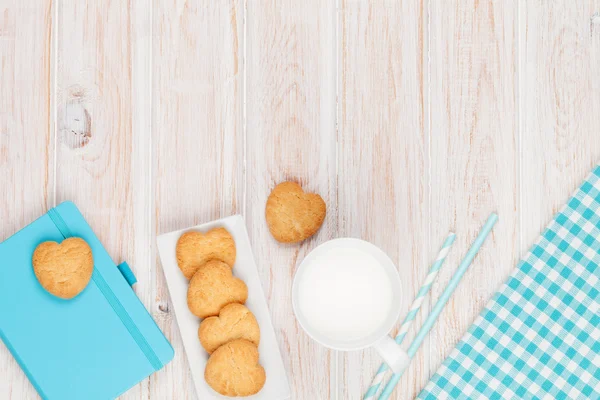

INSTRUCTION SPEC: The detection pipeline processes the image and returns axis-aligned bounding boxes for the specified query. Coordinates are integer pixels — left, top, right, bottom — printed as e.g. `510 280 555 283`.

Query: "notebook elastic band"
92 270 163 371
48 208 73 237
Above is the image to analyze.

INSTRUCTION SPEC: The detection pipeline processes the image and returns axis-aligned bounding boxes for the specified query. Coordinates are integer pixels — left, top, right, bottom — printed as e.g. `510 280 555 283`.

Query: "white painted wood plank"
520 0 600 247
245 1 337 398
0 1 53 399
152 1 244 399
427 0 519 392
338 1 429 398
54 1 152 399
0 2 54 242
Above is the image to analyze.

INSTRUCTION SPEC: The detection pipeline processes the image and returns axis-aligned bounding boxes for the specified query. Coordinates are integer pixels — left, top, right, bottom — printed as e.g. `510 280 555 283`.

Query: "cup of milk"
292 238 410 373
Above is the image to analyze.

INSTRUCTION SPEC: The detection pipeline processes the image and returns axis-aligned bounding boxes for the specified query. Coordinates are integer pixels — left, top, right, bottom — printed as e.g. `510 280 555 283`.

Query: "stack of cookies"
176 228 266 397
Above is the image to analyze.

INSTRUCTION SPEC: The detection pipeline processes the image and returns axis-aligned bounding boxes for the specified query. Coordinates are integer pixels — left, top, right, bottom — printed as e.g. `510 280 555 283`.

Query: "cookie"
176 227 236 279
32 237 94 299
199 303 260 354
265 181 326 243
204 339 266 397
187 260 248 318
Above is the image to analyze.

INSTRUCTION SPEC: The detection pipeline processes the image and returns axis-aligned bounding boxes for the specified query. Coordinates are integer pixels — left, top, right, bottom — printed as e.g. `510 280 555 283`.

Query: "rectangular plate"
156 215 291 399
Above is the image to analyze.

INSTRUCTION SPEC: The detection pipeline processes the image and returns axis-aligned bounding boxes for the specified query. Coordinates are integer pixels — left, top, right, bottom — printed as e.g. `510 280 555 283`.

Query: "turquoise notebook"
0 201 174 400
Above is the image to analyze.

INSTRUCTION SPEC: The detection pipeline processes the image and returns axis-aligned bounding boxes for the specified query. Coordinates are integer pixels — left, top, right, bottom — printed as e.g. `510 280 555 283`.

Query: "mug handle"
373 335 410 374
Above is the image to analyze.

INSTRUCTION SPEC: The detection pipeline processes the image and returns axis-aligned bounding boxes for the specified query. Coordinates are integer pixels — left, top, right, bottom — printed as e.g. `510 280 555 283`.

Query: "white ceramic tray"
156 215 291 400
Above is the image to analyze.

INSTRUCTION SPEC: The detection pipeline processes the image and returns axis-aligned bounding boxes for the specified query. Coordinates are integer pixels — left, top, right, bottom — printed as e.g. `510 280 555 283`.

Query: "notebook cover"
418 166 600 400
0 201 174 400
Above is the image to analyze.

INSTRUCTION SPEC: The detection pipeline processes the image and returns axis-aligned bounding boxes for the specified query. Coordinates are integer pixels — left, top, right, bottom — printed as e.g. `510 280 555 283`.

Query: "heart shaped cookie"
265 181 326 243
187 260 248 318
176 227 236 279
204 339 266 396
198 303 260 354
32 237 94 299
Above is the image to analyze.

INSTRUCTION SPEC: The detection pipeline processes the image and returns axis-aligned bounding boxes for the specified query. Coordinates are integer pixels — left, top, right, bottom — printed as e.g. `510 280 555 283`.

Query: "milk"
296 247 394 342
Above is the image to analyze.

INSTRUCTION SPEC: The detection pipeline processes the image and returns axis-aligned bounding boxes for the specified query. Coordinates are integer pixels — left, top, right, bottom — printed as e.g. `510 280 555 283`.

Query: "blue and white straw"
378 213 498 400
363 232 456 400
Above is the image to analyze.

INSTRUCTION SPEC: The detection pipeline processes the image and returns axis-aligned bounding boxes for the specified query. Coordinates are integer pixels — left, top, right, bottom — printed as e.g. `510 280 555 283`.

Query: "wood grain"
245 0 337 398
2 1 600 399
54 1 152 399
0 1 53 399
427 0 520 388
520 0 600 248
338 1 428 398
152 1 244 399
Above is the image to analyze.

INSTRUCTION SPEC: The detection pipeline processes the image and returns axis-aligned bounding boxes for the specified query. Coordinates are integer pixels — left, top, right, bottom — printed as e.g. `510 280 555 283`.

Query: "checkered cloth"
418 165 600 400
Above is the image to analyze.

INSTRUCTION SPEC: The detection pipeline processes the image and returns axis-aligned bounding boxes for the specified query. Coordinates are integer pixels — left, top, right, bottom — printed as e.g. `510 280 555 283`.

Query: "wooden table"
1 1 599 399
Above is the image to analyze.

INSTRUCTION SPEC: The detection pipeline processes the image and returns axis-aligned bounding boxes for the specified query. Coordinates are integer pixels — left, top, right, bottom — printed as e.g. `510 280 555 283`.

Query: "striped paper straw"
363 232 456 400
378 213 498 400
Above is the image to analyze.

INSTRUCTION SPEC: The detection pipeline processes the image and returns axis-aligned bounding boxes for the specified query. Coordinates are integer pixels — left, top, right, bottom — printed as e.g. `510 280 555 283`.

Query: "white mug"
292 238 410 373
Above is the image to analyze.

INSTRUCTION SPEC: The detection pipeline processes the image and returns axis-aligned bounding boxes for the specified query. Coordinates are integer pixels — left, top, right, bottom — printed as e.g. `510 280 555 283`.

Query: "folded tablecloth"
418 165 600 400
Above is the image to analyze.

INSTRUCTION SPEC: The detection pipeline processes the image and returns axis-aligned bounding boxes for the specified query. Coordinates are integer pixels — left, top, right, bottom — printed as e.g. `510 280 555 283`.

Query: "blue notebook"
0 201 174 400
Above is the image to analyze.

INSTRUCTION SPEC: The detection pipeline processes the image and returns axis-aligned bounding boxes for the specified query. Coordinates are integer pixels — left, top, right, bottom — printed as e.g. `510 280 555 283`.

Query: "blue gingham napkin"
418 165 600 400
